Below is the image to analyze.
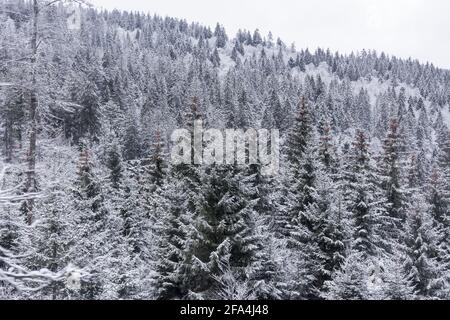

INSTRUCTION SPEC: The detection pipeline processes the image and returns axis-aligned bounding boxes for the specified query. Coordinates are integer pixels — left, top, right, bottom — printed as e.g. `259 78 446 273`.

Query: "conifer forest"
0 0 449 300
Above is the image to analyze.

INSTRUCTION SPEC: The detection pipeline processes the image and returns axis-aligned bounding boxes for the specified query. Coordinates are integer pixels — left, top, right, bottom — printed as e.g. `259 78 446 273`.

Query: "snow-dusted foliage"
0 0 449 300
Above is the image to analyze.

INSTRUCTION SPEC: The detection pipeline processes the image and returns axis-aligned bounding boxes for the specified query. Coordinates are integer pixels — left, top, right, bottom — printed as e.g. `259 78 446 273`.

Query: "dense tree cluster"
0 0 449 300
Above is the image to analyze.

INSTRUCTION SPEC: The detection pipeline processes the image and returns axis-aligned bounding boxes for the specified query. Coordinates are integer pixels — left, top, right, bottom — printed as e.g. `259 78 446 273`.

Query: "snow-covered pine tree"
152 98 203 300
122 117 142 161
315 167 348 296
404 195 446 299
190 164 275 299
1 0 449 301
286 97 313 170
102 137 150 299
326 129 406 300
317 120 338 175
0 89 25 163
214 23 228 49
285 136 328 299
279 97 342 298
68 144 113 299
28 193 73 299
343 130 391 256
378 119 408 234
427 132 450 296
0 199 30 296
324 251 370 300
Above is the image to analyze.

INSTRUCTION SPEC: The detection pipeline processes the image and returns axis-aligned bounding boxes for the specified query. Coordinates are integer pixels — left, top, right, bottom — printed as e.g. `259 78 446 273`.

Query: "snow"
217 48 236 79
2 4 449 301
442 105 450 126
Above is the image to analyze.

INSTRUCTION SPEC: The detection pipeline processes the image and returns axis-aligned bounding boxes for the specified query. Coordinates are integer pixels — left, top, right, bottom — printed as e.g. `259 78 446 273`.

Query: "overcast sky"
90 0 450 69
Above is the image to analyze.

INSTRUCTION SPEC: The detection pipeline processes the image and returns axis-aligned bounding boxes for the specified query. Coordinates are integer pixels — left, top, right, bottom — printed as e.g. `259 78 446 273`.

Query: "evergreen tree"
68 145 116 299
29 194 72 300
324 251 370 300
285 138 327 299
252 29 263 46
106 138 123 190
1 90 25 162
122 118 142 161
1 1 449 301
152 177 191 300
74 81 102 143
379 119 408 230
318 121 337 173
214 23 228 48
343 130 390 256
152 99 202 300
286 97 313 173
404 196 446 299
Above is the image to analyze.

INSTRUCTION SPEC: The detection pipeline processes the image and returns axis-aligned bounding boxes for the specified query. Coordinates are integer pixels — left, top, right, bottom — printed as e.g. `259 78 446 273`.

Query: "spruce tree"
343 130 389 256
404 196 446 299
324 251 370 300
190 164 274 299
68 144 116 299
122 118 142 161
29 194 73 299
379 119 408 231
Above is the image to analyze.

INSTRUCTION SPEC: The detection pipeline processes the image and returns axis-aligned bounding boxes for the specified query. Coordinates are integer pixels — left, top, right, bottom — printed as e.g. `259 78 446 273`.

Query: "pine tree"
152 99 202 300
404 196 446 299
417 104 430 145
377 256 414 300
379 119 408 230
252 29 262 46
75 81 102 143
2 0 449 301
122 118 142 161
68 145 114 299
427 133 450 295
106 138 123 190
355 88 372 131
214 23 227 48
286 97 313 177
281 97 345 298
29 194 72 299
324 251 370 300
0 210 30 296
139 129 168 250
285 138 328 299
144 130 167 189
1 90 25 163
318 120 337 173
117 165 152 299
343 130 389 256
315 168 347 293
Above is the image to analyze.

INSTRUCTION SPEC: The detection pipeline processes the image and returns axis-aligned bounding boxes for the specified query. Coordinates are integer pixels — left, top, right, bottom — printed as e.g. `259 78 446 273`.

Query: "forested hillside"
0 0 449 300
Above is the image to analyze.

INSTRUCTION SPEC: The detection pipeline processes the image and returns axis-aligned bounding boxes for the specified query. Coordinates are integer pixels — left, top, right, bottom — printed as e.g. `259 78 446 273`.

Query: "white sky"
89 0 450 69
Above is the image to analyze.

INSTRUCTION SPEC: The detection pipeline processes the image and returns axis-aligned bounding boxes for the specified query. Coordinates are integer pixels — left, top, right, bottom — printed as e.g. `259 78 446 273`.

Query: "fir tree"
28 193 73 299
404 197 446 299
286 97 313 176
152 100 203 300
379 119 408 230
324 252 370 300
343 130 389 256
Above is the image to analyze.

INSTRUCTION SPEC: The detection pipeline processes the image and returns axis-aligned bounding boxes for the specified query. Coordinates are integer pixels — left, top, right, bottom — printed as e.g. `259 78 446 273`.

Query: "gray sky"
90 0 450 69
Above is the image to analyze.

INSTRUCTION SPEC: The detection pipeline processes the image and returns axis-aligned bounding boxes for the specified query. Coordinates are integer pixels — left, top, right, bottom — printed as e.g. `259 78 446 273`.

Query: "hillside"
0 0 449 300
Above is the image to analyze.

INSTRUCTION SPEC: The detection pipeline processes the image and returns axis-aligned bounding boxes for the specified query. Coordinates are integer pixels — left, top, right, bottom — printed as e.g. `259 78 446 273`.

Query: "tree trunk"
22 0 39 225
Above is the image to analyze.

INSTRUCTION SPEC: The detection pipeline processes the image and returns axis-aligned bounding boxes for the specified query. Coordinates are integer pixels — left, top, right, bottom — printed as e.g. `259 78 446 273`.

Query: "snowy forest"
0 0 449 300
